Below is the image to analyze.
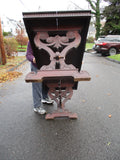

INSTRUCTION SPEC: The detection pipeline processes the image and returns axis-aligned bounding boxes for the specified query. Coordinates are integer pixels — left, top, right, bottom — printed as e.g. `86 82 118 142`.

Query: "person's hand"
33 57 36 63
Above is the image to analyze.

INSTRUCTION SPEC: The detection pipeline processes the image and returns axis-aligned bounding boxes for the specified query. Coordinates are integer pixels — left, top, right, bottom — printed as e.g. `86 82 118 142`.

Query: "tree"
3 31 12 37
4 38 18 57
102 0 120 35
86 0 101 39
15 27 28 48
0 18 6 65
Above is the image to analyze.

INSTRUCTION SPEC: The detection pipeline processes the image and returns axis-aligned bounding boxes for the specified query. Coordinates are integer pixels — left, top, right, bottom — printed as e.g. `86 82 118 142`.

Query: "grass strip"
108 54 120 62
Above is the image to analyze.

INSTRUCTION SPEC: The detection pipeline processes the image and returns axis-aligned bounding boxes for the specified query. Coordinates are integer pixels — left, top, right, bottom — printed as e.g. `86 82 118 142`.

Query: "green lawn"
86 43 94 50
17 45 27 52
108 54 120 62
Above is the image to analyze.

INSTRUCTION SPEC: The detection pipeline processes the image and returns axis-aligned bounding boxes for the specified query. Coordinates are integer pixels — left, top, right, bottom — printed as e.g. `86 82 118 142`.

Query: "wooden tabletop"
25 69 91 83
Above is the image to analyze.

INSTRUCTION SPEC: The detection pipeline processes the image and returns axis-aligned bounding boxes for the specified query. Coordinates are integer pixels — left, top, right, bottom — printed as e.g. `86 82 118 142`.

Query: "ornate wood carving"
47 79 74 109
34 31 81 70
44 77 78 119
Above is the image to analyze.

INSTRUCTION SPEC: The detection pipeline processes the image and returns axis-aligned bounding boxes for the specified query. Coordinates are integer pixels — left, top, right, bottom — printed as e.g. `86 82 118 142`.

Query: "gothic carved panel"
34 31 81 70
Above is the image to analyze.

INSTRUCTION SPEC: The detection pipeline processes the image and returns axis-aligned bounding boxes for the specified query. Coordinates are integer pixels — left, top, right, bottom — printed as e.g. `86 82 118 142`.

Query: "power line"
69 1 85 10
18 0 30 11
5 16 25 33
6 17 20 28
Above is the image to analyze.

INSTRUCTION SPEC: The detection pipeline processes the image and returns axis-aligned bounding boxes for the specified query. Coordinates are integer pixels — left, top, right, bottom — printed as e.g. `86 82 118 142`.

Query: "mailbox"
23 10 91 119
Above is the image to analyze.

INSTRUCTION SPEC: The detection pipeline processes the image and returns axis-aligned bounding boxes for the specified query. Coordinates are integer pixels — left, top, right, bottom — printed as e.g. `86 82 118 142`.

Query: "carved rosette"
34 31 81 70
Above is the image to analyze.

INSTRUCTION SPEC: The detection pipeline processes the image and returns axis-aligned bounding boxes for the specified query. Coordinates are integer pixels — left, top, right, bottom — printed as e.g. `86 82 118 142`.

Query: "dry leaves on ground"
0 71 22 83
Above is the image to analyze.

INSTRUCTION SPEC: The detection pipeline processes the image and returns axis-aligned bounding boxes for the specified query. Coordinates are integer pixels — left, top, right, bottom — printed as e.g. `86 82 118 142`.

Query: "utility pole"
0 17 6 65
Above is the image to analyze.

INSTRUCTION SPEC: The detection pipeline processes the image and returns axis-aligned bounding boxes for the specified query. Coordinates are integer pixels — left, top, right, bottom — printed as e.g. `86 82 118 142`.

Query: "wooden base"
45 110 78 120
25 70 91 120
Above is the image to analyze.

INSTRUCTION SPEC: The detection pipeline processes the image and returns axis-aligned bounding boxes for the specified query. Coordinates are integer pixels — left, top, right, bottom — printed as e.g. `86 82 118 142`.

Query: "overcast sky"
0 0 89 20
0 0 108 33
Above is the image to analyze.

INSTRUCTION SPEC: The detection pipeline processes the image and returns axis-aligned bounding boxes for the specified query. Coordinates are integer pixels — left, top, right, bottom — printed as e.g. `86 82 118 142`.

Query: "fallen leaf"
107 142 111 146
82 99 86 103
96 75 99 77
107 93 111 96
0 71 22 83
108 114 112 118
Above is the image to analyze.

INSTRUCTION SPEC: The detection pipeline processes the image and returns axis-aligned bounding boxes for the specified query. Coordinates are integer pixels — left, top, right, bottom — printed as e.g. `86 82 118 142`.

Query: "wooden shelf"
25 69 91 83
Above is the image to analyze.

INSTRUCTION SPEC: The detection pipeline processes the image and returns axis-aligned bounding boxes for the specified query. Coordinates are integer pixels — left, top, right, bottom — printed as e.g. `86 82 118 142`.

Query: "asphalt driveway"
0 52 120 160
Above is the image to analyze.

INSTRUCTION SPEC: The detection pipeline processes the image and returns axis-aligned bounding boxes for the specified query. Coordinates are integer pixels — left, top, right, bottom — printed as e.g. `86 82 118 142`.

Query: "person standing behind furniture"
26 41 53 114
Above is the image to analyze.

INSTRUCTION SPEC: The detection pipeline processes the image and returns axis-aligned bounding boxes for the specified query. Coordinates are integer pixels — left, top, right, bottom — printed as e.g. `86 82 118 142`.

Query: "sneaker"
33 108 39 113
33 107 46 115
42 98 54 105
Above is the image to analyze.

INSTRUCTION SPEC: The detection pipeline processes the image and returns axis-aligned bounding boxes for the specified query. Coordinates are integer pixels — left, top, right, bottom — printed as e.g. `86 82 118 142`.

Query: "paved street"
0 52 120 160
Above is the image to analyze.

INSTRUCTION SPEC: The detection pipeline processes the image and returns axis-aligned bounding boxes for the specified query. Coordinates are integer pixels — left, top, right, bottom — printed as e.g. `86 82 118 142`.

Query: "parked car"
94 35 120 56
92 36 106 50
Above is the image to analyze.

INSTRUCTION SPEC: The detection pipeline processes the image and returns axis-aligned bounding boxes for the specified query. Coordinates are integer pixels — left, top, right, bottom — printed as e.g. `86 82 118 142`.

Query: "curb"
86 50 120 64
8 59 27 72
86 49 95 53
105 57 120 64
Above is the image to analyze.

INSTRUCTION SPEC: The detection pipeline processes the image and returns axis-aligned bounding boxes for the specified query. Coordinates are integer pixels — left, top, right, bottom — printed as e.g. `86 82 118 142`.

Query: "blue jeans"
31 63 48 108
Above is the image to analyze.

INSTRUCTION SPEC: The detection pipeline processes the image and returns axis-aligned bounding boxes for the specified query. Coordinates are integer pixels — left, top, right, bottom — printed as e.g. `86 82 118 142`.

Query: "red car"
94 35 120 56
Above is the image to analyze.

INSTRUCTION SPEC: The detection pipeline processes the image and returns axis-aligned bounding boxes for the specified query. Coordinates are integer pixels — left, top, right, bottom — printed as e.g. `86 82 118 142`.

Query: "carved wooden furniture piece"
23 11 91 119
